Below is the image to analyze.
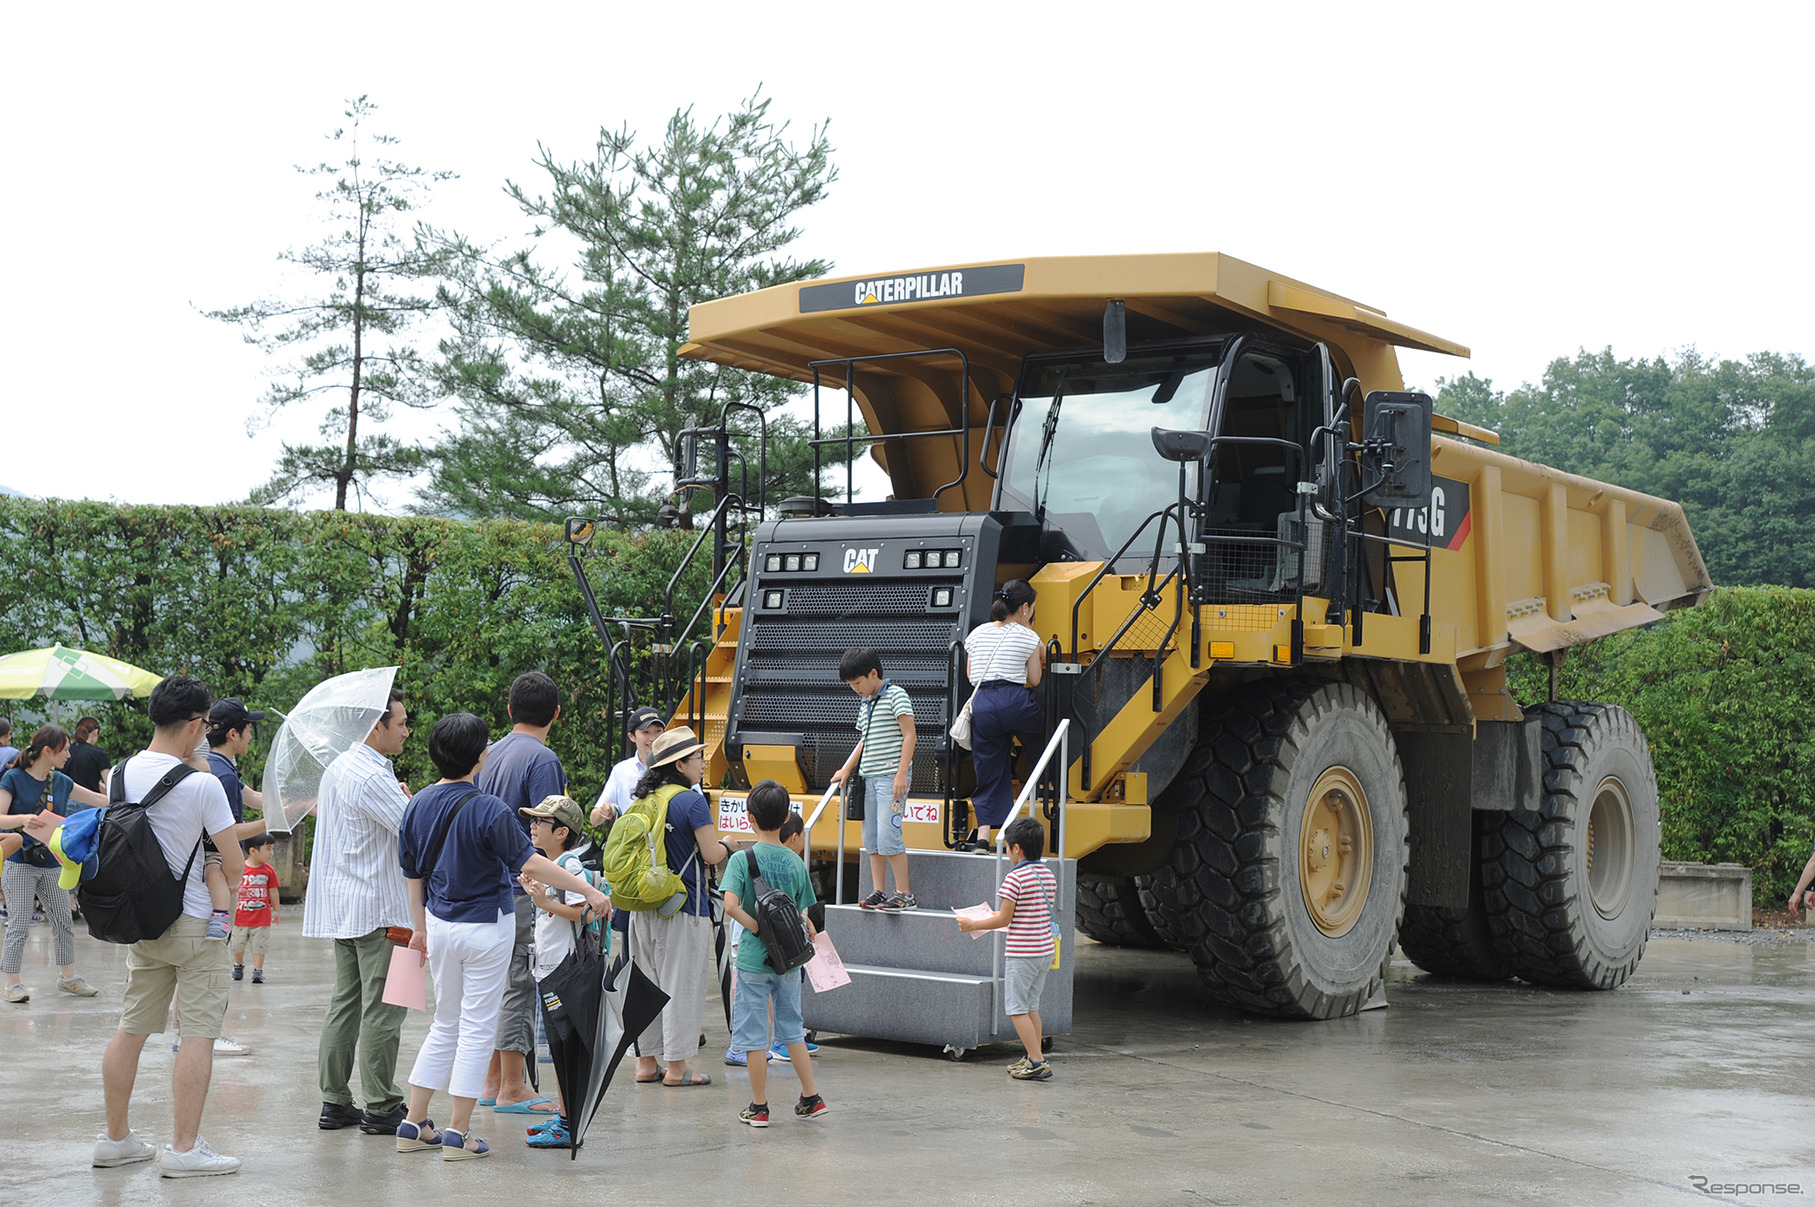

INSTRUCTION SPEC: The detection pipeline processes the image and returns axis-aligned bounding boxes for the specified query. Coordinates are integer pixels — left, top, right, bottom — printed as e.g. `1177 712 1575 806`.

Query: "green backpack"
598 782 694 915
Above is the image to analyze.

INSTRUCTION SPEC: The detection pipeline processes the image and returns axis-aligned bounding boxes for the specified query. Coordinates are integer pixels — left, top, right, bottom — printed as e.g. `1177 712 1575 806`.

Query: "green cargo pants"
317 927 407 1115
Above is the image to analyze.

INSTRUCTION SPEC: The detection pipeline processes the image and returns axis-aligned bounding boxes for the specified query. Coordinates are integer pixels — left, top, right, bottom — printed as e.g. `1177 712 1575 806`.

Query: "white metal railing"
991 719 1070 1022
799 780 840 893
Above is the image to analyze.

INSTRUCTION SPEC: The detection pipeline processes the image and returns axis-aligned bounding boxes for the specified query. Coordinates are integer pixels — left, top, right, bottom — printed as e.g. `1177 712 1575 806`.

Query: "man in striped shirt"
957 816 1057 1080
302 690 415 1134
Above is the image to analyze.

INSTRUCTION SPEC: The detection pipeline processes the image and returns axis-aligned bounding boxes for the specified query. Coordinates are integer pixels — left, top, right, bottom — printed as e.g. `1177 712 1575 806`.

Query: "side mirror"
1150 427 1213 463
1104 300 1127 365
677 428 701 483
1360 390 1433 509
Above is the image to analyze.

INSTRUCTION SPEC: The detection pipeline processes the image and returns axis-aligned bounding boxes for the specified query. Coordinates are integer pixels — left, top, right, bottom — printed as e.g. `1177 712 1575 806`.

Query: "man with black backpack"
89 676 245 1177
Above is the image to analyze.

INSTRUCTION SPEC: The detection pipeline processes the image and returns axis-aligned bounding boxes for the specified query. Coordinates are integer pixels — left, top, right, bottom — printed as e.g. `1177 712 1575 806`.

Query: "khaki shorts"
230 924 271 957
119 914 231 1038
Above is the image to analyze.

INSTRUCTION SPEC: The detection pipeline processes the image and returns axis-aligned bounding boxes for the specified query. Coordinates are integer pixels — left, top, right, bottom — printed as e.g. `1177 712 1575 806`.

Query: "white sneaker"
93 1130 156 1167
213 1037 249 1056
158 1137 240 1178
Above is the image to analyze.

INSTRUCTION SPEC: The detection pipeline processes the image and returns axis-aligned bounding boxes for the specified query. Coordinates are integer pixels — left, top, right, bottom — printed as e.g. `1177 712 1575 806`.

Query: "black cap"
626 706 664 734
208 698 266 731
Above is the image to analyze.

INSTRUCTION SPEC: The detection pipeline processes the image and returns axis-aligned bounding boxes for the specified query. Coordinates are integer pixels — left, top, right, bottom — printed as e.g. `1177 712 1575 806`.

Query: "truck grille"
733 576 964 795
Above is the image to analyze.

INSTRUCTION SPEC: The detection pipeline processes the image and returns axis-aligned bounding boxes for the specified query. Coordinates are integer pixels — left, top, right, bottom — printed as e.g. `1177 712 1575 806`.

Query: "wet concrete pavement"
3 918 1812 1205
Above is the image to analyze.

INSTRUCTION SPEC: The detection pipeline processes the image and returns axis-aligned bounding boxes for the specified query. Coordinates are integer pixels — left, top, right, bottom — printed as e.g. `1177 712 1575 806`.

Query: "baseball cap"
208 698 266 731
520 795 587 834
626 706 664 734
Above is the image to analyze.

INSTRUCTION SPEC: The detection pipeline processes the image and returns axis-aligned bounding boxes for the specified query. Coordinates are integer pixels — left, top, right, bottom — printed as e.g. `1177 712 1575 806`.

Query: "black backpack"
78 762 203 945
740 848 814 973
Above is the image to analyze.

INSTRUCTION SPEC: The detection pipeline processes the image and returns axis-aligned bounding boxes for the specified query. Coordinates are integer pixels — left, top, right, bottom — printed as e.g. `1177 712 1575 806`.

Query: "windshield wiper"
1031 368 1070 517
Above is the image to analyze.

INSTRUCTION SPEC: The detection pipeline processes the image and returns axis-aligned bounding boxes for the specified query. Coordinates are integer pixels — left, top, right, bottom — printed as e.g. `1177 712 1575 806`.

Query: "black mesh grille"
733 578 966 794
747 620 956 650
777 580 955 614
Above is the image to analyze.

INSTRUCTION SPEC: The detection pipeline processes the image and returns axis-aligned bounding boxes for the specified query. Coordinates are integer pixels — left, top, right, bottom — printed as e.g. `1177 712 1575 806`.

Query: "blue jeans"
861 775 907 855
730 967 805 1052
970 682 1045 829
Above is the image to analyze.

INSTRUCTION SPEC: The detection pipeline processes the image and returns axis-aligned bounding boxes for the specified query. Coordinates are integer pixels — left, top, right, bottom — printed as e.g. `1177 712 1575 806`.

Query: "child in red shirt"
230 834 281 984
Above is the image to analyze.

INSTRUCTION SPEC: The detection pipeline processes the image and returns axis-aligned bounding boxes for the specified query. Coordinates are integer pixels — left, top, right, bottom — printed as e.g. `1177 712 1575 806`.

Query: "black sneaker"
231 964 243 981
359 1105 407 1135
794 1094 830 1119
251 969 265 984
858 890 888 910
739 1102 769 1128
318 1101 364 1130
879 893 917 913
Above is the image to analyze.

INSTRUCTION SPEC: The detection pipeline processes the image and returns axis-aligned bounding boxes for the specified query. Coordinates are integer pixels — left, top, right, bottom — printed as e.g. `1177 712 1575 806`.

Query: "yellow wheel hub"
1300 767 1372 938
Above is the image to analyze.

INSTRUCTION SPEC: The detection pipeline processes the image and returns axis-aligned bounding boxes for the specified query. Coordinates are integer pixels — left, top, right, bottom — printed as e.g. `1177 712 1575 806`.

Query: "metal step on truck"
565 252 1711 1047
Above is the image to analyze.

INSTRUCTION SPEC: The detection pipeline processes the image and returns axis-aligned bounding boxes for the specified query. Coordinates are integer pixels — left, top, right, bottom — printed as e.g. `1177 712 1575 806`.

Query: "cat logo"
842 547 881 574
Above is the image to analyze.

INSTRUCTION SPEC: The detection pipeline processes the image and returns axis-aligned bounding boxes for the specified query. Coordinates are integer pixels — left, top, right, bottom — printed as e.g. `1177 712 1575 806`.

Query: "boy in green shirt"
722 779 828 1127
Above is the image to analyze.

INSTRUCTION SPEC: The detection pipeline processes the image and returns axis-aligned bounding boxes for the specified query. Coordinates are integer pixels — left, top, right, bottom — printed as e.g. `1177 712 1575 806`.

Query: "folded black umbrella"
536 911 617 1159
709 873 733 1033
567 958 668 1158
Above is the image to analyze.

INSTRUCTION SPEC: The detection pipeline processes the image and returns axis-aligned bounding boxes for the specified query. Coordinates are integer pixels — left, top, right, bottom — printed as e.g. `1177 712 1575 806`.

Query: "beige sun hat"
647 725 705 769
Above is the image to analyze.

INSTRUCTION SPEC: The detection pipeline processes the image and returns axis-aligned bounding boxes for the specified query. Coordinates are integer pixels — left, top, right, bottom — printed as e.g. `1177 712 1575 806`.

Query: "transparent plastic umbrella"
263 667 399 834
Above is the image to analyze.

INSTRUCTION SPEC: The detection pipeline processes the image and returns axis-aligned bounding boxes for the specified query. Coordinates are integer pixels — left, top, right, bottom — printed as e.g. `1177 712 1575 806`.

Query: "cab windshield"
999 347 1223 560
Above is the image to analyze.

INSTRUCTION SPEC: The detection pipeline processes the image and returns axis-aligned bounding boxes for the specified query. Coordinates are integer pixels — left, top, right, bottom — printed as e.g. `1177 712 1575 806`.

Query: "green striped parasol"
0 644 163 701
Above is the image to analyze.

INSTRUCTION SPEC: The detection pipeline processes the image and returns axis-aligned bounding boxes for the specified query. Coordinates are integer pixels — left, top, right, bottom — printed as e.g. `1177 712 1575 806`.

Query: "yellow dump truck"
577 252 1710 1021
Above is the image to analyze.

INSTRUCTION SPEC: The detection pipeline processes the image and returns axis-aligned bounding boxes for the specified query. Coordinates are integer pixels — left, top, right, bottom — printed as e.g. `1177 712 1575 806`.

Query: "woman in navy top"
394 713 607 1161
1 724 109 1002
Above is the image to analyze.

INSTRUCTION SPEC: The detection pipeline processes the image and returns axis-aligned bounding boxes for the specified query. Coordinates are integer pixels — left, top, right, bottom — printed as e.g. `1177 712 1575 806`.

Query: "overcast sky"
4 1 1809 507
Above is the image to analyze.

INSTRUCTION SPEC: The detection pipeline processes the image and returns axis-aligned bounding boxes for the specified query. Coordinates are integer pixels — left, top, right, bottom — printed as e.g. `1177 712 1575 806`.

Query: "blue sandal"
395 1118 440 1153
441 1127 489 1161
492 1096 557 1114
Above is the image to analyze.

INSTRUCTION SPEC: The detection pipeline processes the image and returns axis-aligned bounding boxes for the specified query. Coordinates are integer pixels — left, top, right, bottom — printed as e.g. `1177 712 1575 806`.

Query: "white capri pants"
407 909 513 1101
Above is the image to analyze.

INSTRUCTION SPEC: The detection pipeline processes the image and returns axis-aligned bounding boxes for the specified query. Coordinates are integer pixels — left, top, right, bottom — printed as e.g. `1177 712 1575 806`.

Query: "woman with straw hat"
627 726 733 1088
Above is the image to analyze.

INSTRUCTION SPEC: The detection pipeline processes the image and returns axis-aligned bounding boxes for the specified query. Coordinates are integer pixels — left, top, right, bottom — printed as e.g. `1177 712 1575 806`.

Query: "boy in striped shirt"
830 648 917 913
957 817 1058 1080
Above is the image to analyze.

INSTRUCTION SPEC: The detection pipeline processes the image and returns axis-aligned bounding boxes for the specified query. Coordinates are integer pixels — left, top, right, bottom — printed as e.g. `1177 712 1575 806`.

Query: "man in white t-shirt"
589 706 664 826
85 676 245 1178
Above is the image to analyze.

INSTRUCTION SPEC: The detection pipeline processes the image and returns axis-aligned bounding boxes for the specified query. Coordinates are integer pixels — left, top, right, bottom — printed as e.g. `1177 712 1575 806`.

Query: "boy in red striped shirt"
957 817 1057 1081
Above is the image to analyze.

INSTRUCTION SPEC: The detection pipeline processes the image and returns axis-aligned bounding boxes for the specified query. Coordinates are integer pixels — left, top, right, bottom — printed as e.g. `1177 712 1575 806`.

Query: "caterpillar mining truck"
565 251 1710 1026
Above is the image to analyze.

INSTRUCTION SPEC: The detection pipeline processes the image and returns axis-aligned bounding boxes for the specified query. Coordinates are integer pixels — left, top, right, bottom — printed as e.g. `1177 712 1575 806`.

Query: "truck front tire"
1150 680 1410 1019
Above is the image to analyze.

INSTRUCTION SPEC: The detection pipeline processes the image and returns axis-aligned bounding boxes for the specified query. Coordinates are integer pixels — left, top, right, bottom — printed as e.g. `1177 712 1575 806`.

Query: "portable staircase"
801 724 1077 1059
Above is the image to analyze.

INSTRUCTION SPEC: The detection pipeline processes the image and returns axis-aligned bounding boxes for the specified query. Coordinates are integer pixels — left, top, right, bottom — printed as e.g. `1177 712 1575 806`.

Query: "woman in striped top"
962 579 1047 850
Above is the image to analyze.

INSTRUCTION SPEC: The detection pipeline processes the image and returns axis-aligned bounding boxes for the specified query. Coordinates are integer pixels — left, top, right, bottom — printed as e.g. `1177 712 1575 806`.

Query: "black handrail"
942 637 966 850
1068 506 1175 660
809 348 973 507
978 393 1019 481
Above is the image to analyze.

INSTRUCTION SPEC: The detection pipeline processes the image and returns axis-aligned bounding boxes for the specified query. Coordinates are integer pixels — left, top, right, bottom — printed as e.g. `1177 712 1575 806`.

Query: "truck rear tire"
1398 814 1512 981
1151 680 1410 1019
1074 875 1170 949
1133 875 1188 950
1481 702 1659 990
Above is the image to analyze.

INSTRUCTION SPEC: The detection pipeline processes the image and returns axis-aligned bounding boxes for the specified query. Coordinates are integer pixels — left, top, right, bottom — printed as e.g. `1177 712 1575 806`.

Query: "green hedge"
1507 586 1815 905
5 500 1805 903
0 498 709 821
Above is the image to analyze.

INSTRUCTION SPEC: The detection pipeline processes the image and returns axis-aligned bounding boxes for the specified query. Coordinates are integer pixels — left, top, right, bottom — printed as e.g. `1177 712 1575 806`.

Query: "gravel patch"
1650 926 1814 946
